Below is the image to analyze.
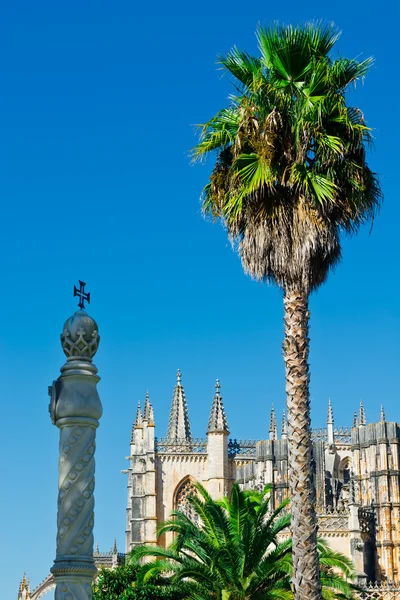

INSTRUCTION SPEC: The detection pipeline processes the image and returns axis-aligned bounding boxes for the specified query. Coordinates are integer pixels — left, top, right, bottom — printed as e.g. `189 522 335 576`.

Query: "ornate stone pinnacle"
281 410 288 438
143 391 150 419
359 401 366 426
113 539 117 554
134 401 143 428
380 404 386 422
208 379 229 433
353 411 359 428
269 405 278 440
327 398 334 424
166 370 192 442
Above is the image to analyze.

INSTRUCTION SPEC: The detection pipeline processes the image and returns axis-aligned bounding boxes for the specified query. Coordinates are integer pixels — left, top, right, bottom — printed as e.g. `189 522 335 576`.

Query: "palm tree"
132 482 358 600
191 22 382 600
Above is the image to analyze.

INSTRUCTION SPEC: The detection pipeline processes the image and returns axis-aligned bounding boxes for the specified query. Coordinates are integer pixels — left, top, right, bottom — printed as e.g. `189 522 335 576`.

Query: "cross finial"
74 280 90 310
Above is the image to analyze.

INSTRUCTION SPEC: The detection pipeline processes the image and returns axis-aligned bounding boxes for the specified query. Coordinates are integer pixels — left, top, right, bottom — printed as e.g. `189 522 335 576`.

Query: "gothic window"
338 457 351 484
175 478 199 526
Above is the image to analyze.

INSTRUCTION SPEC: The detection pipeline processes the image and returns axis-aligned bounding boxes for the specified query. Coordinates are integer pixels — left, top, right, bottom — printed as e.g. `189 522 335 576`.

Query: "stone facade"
125 374 400 585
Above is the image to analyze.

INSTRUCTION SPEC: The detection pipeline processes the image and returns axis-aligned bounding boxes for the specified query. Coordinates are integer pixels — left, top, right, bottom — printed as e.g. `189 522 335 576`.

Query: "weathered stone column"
49 307 102 600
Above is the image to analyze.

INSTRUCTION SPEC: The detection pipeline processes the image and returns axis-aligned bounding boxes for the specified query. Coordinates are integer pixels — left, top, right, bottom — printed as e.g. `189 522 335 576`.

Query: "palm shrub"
92 563 186 600
192 22 381 600
132 482 358 600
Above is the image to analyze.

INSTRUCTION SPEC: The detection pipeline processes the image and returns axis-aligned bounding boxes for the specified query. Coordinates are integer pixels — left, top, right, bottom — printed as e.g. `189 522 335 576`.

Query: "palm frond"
219 47 263 90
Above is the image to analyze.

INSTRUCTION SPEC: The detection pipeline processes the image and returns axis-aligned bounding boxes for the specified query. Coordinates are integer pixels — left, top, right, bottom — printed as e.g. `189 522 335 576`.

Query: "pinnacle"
359 401 366 426
143 390 154 424
166 369 192 442
327 398 334 424
131 401 143 441
208 379 229 433
281 410 288 438
269 405 278 440
134 401 143 428
380 404 386 422
352 411 359 428
113 538 117 554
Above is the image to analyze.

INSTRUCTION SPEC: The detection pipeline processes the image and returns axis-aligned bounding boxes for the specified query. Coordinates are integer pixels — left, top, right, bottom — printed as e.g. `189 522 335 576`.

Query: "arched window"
338 457 351 484
175 478 199 525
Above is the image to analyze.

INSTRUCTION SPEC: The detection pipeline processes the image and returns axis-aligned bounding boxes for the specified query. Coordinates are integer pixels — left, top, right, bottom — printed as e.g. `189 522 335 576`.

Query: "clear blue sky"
1 0 398 597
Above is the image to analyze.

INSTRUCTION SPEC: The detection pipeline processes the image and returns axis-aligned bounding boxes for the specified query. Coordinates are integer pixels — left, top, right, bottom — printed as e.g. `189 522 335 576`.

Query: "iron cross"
74 280 91 310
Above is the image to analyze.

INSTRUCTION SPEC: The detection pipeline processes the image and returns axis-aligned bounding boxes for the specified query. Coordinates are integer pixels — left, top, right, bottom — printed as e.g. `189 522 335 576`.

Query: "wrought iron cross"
74 280 90 310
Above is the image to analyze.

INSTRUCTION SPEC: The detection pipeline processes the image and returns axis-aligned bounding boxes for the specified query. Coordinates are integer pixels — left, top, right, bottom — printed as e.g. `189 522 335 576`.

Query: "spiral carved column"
49 309 102 600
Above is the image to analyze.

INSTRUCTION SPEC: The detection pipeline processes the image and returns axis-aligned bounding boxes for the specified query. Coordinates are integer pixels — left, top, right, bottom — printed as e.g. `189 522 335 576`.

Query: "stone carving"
312 427 352 444
355 581 400 599
175 479 199 526
155 437 206 453
61 311 99 358
318 512 349 532
228 439 257 457
56 425 96 557
55 581 92 600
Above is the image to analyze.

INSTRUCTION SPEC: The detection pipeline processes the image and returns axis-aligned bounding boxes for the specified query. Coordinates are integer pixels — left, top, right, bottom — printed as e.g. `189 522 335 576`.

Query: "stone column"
49 309 102 600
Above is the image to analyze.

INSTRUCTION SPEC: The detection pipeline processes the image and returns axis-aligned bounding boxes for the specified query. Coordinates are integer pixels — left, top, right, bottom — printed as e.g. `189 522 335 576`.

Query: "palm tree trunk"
282 288 322 600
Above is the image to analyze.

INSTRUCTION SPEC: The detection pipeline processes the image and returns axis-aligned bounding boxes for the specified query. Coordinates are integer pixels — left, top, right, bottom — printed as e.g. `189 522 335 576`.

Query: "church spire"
359 401 366 426
208 379 229 433
380 404 386 422
269 405 278 440
166 369 192 442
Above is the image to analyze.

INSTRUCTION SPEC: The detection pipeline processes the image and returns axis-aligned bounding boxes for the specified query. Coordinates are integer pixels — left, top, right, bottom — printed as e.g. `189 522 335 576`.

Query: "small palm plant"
131 483 358 600
192 22 382 600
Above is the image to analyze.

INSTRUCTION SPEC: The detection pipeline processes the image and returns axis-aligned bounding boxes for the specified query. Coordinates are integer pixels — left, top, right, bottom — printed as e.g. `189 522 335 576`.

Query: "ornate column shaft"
49 306 102 600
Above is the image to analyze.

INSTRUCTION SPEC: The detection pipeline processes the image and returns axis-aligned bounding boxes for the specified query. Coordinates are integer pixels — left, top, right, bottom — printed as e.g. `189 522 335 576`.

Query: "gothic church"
125 369 400 585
